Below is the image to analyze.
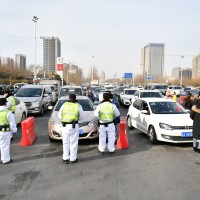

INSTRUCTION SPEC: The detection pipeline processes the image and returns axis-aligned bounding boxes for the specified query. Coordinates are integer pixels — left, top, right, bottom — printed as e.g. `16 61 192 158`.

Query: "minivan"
59 86 84 98
15 85 52 115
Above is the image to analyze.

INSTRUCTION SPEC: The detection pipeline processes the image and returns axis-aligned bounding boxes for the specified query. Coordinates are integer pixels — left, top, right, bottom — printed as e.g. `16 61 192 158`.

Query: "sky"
0 0 200 79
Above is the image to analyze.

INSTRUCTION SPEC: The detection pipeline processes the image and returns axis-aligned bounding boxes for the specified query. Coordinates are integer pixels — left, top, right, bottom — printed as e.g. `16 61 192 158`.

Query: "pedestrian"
190 98 200 152
58 94 84 164
182 92 194 110
95 92 120 154
108 92 120 143
172 92 177 102
0 97 17 164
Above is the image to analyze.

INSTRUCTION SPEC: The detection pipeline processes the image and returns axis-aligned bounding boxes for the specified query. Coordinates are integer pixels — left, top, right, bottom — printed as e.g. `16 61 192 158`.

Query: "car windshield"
149 101 187 114
94 88 103 93
124 90 136 95
55 99 94 111
140 92 162 98
60 88 82 96
16 88 42 97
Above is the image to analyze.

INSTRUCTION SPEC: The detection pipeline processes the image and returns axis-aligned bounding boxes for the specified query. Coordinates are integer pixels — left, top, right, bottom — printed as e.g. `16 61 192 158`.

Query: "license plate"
181 132 192 137
79 129 83 135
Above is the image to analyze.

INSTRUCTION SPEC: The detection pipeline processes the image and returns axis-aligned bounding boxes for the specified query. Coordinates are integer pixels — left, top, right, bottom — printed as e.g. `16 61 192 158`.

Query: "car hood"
15 96 41 102
50 110 95 122
152 113 193 126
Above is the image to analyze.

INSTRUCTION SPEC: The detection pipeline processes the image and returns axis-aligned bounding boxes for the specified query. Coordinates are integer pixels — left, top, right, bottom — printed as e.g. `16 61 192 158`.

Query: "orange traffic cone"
116 121 129 149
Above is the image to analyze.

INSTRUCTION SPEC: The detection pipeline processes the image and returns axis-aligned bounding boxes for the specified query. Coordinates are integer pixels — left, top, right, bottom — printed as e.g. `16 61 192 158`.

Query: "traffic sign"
124 73 133 78
146 75 153 80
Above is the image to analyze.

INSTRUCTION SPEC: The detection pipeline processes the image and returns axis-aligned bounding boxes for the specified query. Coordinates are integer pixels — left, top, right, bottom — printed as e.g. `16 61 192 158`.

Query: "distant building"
100 71 105 83
172 67 181 78
15 54 26 69
141 43 165 80
192 54 200 79
41 36 61 73
180 68 192 79
1 57 14 68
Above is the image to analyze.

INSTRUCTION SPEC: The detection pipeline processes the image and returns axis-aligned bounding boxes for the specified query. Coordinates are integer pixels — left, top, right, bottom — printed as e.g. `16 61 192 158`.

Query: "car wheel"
148 126 158 144
21 112 26 123
127 116 134 130
39 106 44 116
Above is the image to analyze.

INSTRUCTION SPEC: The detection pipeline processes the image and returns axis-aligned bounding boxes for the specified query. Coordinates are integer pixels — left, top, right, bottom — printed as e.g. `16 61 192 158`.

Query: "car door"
131 99 143 129
139 101 150 133
14 98 22 124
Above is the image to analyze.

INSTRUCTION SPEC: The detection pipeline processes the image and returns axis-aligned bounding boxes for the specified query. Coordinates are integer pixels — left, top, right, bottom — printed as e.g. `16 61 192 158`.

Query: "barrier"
116 120 129 149
20 117 37 146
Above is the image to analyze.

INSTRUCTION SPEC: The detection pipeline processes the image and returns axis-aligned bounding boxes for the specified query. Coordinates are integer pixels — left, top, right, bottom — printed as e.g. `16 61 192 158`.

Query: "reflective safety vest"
7 96 16 112
99 102 115 122
61 102 79 122
0 109 10 132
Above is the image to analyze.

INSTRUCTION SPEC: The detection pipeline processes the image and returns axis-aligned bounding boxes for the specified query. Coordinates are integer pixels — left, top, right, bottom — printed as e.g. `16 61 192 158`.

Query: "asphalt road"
0 106 200 200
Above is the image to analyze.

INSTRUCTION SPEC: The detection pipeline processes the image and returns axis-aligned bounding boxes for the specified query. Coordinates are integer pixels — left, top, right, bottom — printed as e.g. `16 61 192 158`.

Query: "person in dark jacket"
183 92 194 110
190 98 200 152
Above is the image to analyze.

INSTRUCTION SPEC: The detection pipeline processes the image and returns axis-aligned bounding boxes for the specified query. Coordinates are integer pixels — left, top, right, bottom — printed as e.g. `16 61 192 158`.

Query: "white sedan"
127 98 193 143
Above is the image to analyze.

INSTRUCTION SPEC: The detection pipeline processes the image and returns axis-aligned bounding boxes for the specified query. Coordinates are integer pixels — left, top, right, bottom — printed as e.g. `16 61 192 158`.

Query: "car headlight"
159 123 174 130
88 119 98 127
32 100 40 107
51 119 63 127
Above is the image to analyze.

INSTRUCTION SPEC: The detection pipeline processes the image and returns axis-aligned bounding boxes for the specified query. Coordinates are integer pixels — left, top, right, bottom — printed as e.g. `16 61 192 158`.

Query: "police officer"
0 98 17 164
95 93 120 154
4 90 16 113
58 94 84 164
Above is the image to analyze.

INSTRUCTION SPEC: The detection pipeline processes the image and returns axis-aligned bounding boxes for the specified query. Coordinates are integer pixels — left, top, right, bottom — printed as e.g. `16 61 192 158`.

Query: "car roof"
138 98 174 103
61 85 82 89
138 90 161 92
20 85 45 88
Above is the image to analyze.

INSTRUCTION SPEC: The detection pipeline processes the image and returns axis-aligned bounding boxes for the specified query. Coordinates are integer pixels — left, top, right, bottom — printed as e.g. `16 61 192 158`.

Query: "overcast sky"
0 0 199 79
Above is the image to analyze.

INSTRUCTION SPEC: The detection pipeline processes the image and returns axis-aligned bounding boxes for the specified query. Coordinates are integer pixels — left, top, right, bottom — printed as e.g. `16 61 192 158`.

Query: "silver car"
48 96 99 142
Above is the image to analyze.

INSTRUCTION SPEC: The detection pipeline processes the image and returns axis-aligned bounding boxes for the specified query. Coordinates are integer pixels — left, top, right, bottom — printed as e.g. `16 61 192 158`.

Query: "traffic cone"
116 121 129 149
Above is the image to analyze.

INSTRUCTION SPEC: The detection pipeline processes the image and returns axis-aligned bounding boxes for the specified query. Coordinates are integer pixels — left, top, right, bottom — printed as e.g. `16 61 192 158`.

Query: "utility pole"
180 56 184 87
32 16 39 83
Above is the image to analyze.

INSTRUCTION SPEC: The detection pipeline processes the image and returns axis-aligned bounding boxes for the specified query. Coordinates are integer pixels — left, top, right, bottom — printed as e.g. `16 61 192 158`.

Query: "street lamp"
180 56 184 87
32 16 39 83
92 55 94 81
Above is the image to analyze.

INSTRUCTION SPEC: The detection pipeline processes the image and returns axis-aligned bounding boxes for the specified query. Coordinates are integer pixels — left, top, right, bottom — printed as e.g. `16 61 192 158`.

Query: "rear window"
55 99 94 111
60 88 82 97
124 90 136 95
140 92 162 98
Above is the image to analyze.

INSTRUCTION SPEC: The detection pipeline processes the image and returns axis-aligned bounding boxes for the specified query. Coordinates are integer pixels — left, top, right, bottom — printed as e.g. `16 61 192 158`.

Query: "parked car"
120 88 137 107
59 86 84 98
127 98 193 143
132 90 163 100
15 85 52 116
48 96 99 142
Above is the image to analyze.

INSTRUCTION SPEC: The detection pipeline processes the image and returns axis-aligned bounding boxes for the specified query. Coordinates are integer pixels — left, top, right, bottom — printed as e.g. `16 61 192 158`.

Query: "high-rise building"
172 67 181 78
192 54 200 79
1 57 14 68
15 54 26 69
41 36 61 73
141 43 165 80
180 68 192 79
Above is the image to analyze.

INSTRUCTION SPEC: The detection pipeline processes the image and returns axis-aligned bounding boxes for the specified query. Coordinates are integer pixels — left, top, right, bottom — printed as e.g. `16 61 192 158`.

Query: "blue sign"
124 73 133 79
146 75 153 80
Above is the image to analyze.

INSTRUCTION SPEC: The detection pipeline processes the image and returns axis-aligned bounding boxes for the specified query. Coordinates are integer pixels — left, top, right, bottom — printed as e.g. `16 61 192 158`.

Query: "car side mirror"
48 106 53 110
43 94 48 97
141 110 148 114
